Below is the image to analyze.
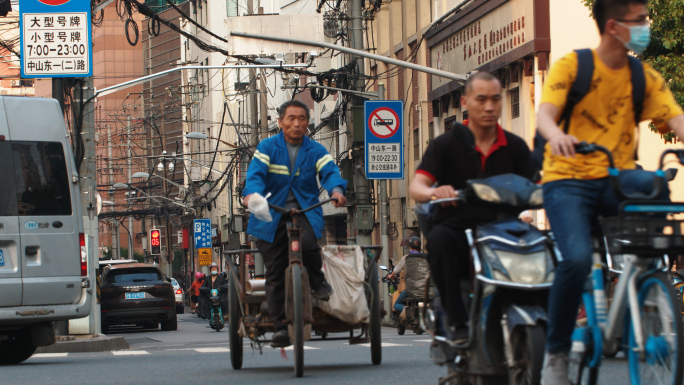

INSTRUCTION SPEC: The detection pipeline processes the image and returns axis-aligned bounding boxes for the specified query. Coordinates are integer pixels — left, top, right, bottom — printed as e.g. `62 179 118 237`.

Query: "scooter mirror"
379 265 388 271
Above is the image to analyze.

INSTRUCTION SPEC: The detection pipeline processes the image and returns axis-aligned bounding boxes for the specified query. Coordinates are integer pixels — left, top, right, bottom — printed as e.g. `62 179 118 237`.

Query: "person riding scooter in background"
200 262 227 320
386 236 424 318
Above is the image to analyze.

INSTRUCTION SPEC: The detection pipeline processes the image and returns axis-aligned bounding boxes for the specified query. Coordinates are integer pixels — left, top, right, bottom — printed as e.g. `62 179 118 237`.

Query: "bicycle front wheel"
627 271 683 385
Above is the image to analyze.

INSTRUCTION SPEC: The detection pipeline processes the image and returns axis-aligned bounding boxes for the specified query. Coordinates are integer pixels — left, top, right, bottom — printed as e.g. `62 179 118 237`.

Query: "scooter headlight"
211 289 219 297
481 244 553 285
471 183 502 203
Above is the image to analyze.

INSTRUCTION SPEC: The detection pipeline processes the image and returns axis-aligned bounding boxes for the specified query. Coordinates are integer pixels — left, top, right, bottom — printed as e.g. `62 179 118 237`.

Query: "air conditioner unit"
403 207 418 229
10 80 20 87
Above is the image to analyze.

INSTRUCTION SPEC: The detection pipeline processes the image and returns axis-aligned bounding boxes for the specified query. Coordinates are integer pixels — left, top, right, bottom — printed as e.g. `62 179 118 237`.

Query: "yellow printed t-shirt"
540 50 683 183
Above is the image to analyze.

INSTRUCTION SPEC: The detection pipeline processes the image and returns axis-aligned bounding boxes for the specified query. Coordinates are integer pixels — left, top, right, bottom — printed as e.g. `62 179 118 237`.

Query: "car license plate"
0 250 4 266
125 292 145 300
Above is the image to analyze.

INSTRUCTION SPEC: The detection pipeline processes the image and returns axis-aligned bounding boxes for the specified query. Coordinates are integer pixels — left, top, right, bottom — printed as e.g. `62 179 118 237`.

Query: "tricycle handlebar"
268 197 338 216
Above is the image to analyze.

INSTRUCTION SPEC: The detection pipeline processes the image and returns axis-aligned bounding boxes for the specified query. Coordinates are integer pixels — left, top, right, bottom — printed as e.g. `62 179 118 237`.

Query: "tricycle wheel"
228 272 243 369
292 264 304 377
397 325 406 335
369 262 382 365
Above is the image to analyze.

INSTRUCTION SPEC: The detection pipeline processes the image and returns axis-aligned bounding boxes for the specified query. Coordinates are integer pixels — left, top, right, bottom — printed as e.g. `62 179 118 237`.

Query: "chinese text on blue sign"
20 0 92 78
194 219 212 249
364 100 404 180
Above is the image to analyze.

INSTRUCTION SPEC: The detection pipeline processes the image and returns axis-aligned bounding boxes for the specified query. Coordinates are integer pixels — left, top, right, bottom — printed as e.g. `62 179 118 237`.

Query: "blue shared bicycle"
568 143 684 385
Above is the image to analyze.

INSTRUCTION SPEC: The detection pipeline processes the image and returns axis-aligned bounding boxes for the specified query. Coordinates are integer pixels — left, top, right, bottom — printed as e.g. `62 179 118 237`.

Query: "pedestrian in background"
190 272 204 314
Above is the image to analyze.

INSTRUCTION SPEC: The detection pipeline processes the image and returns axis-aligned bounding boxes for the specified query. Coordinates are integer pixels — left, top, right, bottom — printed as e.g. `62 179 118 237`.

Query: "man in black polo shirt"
409 72 535 343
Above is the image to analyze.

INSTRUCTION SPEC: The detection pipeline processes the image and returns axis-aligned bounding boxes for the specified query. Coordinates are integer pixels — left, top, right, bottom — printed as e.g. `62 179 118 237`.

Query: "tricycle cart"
225 198 383 377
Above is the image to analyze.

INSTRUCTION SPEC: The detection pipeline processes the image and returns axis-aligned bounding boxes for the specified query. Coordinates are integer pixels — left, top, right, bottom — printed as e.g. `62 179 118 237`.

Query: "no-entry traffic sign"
364 100 404 180
368 107 400 139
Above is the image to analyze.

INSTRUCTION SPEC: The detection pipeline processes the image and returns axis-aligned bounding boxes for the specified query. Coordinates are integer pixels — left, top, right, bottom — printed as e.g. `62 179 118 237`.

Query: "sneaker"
312 282 334 301
448 325 469 346
541 352 571 385
270 329 292 348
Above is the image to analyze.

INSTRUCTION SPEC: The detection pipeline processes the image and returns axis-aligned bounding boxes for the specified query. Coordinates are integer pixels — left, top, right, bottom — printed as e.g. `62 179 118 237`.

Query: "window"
414 129 420 161
444 116 457 132
0 144 18 216
510 87 520 119
0 141 72 216
105 268 162 284
462 110 468 122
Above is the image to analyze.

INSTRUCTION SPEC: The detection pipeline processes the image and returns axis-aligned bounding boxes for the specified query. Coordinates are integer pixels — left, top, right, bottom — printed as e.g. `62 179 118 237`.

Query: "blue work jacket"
243 131 347 243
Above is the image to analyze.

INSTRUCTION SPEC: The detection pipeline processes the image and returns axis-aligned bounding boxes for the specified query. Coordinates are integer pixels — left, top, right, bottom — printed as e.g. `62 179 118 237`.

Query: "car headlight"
471 183 502 203
528 188 543 206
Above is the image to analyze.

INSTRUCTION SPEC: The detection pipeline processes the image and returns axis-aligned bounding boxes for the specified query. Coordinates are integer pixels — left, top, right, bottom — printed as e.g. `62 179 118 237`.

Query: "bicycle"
568 143 684 385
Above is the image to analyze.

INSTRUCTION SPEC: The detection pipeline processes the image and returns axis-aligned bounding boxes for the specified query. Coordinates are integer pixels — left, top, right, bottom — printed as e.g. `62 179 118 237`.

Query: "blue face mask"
616 22 651 55
211 271 218 276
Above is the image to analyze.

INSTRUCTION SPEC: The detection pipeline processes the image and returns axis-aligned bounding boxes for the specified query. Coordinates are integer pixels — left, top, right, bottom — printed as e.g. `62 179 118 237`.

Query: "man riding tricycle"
226 100 383 378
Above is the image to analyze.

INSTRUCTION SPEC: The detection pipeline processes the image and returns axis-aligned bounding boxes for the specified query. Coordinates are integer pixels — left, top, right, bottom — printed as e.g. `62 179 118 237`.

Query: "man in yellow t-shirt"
537 0 684 384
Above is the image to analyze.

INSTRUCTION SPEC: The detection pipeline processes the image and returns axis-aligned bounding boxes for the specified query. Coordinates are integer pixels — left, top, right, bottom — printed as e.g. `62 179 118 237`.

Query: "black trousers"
256 214 326 331
426 225 470 327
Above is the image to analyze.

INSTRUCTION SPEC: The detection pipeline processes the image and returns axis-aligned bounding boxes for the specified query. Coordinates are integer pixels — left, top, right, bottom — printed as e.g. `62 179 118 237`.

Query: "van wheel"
161 317 177 331
0 330 37 365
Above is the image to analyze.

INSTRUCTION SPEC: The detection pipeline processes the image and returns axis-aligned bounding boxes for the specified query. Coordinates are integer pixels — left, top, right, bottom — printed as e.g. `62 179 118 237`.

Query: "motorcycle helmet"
408 236 421 251
195 272 203 280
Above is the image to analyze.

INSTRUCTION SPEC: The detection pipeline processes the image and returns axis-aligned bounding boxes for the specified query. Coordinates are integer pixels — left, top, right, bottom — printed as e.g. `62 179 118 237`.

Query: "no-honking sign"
364 100 404 180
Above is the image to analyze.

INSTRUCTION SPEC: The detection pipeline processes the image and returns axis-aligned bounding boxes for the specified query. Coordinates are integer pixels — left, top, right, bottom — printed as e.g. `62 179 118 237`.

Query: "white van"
0 96 91 364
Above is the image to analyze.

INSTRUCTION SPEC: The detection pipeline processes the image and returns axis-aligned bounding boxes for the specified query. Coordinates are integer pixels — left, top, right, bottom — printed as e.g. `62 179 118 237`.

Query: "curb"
36 335 130 353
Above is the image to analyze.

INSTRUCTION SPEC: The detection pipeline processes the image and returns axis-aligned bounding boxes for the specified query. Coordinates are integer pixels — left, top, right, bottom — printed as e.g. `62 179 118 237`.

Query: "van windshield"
105 269 162 284
0 141 72 216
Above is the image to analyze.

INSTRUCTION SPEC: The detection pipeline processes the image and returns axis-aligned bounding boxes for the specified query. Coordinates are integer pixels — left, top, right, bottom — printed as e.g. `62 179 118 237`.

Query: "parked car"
99 263 176 333
0 96 92 365
170 278 185 314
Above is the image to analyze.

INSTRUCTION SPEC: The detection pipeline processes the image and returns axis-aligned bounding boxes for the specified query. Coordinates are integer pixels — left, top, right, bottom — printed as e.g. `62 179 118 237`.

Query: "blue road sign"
364 100 404 180
193 219 212 249
20 0 92 78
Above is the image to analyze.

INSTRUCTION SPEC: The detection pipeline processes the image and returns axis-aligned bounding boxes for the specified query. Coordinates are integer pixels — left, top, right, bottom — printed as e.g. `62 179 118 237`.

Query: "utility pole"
127 115 134 260
161 103 172 278
247 0 265 278
107 124 120 259
349 0 372 246
377 83 391 321
75 78 99 334
259 69 269 139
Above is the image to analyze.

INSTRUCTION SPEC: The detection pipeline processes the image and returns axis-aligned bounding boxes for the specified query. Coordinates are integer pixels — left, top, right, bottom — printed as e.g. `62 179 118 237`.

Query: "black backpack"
531 49 645 170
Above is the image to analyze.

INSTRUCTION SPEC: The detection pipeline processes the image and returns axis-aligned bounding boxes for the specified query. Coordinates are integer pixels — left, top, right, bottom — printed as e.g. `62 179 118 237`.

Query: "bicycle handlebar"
574 141 675 201
268 197 339 216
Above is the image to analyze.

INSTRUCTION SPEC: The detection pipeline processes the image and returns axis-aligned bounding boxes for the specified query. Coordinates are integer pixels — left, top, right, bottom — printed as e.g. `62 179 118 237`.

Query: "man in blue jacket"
243 100 347 347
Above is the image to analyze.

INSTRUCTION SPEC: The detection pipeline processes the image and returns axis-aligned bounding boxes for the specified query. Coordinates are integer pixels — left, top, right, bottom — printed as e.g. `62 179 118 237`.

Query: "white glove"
248 192 273 222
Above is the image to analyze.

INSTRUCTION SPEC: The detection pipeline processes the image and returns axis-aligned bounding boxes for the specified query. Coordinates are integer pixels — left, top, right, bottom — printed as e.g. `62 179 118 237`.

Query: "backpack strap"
628 56 645 124
558 49 595 132
627 55 645 160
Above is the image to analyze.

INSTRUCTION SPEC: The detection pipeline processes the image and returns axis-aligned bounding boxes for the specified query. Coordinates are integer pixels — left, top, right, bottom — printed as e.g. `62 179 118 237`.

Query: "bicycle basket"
600 216 684 256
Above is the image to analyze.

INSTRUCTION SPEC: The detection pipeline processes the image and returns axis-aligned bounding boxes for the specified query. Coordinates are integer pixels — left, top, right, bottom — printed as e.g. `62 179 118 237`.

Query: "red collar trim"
463 120 508 171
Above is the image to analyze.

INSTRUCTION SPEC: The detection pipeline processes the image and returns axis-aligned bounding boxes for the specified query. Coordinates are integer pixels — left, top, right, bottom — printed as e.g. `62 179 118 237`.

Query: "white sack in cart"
315 246 370 325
